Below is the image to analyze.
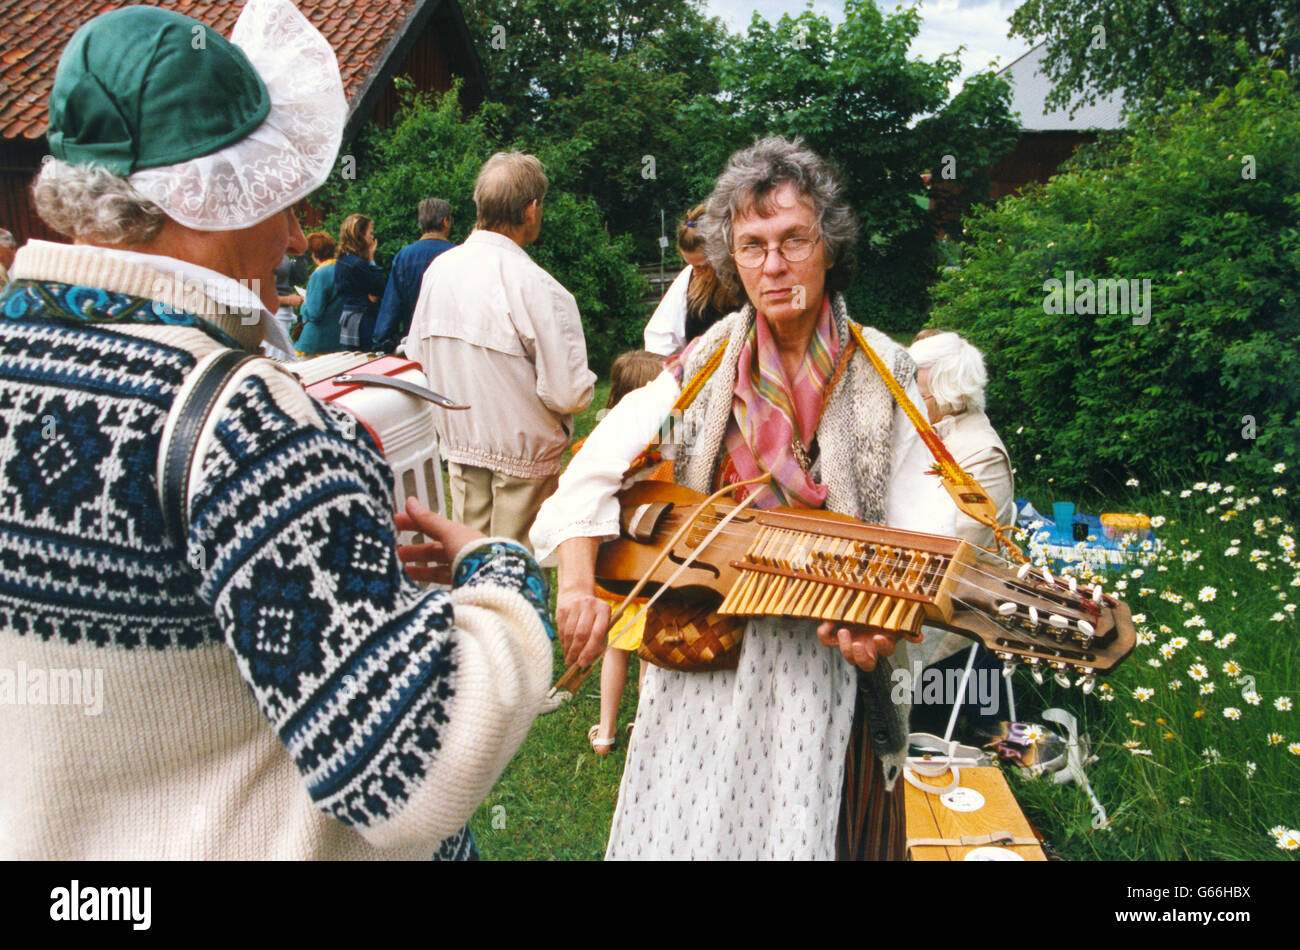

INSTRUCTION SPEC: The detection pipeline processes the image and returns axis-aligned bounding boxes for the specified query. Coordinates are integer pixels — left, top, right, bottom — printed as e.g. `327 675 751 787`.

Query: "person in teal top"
297 230 344 355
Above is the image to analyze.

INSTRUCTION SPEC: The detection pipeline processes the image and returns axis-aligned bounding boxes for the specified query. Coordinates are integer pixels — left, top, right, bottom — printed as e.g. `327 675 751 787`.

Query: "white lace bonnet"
127 0 347 230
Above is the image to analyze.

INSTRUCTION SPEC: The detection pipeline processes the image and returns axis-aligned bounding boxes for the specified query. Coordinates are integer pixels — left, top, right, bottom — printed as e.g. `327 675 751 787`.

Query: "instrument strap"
845 322 1025 562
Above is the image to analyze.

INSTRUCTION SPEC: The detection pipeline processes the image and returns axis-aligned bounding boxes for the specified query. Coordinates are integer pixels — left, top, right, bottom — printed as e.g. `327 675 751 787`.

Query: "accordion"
289 352 463 542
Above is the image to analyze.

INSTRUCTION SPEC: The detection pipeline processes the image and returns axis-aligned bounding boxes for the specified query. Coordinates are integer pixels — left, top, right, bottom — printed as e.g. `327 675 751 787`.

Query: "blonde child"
579 350 669 754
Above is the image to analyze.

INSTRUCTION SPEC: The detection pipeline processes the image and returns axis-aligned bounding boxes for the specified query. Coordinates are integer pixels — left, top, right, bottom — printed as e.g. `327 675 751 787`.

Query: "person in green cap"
0 0 553 861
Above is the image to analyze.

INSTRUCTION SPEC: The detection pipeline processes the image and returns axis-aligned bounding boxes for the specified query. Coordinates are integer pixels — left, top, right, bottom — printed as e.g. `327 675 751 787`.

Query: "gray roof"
999 42 1126 131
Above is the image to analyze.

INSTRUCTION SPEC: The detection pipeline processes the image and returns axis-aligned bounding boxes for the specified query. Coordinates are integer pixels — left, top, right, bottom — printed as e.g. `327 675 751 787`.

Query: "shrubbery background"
929 64 1300 503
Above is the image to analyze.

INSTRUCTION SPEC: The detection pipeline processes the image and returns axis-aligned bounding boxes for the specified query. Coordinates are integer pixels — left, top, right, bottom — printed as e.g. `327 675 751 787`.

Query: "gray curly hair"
701 136 858 303
33 158 169 245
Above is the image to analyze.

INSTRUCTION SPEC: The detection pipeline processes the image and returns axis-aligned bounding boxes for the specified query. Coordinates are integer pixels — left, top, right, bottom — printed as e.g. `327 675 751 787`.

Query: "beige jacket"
915 408 1017 666
405 230 596 479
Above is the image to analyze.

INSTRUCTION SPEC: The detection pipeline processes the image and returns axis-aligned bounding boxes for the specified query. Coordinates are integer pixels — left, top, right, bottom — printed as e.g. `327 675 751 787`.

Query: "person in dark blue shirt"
335 213 387 351
373 198 455 352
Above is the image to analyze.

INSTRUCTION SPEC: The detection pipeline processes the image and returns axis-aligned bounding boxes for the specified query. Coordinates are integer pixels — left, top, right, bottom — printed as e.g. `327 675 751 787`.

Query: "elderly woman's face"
239 207 306 314
731 181 830 330
917 365 942 423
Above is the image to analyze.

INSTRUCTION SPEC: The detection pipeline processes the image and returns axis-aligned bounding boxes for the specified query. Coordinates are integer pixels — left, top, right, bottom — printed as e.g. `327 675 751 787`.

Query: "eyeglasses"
732 232 821 269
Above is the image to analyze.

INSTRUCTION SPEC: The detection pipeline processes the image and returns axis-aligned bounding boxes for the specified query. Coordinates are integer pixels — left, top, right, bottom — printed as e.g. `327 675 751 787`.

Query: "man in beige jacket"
406 152 596 549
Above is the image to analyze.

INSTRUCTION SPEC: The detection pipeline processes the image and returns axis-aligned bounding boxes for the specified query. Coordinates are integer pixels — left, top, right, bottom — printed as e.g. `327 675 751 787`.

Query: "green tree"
465 0 733 250
722 0 1019 331
928 64 1300 498
1010 0 1300 114
317 81 646 371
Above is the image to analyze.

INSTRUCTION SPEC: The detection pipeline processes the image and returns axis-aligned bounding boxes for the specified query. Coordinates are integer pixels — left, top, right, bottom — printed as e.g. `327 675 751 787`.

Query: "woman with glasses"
531 137 954 860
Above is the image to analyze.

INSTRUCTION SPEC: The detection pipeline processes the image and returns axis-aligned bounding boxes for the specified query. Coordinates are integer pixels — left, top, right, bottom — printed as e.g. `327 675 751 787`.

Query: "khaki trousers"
447 462 559 552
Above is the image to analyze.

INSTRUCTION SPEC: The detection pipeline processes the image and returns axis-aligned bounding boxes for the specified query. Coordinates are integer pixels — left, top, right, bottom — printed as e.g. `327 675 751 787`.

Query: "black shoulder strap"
160 350 256 551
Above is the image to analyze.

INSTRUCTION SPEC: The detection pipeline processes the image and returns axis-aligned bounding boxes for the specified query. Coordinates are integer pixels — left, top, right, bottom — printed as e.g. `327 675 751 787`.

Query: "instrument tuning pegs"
1028 659 1045 685
1016 562 1032 580
1078 674 1097 695
1067 575 1078 594
1054 671 1072 688
1041 565 1054 586
997 601 1018 616
1027 605 1040 627
1077 619 1095 637
1001 658 1018 679
1091 583 1104 604
1048 614 1068 629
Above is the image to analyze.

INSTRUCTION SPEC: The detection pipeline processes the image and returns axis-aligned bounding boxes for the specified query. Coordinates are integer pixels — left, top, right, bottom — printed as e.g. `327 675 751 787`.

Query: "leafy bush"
929 64 1300 500
315 80 647 372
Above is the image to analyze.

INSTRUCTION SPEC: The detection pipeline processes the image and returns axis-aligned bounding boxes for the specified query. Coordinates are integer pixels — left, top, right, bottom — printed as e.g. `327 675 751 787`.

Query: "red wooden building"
0 0 488 244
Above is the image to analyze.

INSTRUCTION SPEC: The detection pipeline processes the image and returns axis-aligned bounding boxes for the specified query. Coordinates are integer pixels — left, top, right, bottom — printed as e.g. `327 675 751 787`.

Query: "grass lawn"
465 376 1299 861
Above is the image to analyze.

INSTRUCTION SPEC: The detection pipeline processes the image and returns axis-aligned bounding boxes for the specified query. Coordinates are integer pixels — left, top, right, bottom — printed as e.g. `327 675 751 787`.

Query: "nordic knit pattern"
0 242 553 859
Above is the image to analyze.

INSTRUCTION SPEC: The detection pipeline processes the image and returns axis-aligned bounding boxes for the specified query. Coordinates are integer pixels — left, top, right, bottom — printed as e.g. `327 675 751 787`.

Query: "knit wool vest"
672 293 916 523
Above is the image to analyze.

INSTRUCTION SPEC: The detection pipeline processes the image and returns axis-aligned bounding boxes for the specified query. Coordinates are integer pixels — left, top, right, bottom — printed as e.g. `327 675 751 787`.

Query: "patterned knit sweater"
0 242 554 860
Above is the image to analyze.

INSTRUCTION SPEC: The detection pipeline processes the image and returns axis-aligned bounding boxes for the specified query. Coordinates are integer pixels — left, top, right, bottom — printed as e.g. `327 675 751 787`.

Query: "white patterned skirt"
605 617 857 860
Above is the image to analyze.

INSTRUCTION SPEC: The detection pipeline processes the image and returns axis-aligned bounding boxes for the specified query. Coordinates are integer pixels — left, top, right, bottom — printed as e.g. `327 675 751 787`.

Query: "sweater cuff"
452 538 554 640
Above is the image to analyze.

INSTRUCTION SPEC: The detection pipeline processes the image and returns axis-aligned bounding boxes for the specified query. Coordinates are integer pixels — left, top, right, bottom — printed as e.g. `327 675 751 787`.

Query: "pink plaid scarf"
719 297 840 509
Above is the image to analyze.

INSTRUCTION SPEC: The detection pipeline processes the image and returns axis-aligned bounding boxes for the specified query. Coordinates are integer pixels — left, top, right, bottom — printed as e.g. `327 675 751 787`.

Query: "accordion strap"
157 349 259 552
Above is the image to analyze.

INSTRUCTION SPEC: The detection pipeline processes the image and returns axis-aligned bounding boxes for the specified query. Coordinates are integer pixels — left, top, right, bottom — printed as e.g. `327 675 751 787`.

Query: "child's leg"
598 647 631 740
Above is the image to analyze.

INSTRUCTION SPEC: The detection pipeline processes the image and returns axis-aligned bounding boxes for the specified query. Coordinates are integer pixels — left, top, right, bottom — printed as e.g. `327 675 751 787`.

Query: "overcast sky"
703 0 1036 88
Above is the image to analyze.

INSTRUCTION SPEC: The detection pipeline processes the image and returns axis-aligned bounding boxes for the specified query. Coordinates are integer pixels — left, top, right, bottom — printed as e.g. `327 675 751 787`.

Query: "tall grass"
1007 467 1298 860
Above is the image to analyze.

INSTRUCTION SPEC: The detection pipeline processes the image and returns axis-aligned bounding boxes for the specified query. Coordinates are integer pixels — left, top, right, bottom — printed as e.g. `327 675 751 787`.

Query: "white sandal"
588 724 616 756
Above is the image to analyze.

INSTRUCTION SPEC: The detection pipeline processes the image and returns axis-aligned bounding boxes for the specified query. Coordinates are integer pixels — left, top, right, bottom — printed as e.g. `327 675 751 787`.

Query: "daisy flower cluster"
1022 456 1297 858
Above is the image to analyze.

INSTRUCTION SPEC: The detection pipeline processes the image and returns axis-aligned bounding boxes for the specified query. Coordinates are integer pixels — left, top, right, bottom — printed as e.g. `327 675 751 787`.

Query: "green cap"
47 6 271 175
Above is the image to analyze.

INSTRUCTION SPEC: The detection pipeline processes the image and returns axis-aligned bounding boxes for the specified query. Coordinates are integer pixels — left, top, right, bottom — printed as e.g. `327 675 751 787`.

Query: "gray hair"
418 197 452 234
909 331 988 415
33 158 168 245
0 229 14 248
701 136 858 300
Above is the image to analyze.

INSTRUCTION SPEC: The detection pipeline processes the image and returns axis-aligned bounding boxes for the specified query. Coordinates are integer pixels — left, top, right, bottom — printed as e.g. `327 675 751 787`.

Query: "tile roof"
999 42 1127 132
0 0 425 141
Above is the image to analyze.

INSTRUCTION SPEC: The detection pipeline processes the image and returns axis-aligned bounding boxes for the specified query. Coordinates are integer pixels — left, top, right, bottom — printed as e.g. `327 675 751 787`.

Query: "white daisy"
1198 586 1217 602
1223 707 1241 721
1270 827 1299 851
1276 697 1293 712
1133 687 1155 701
